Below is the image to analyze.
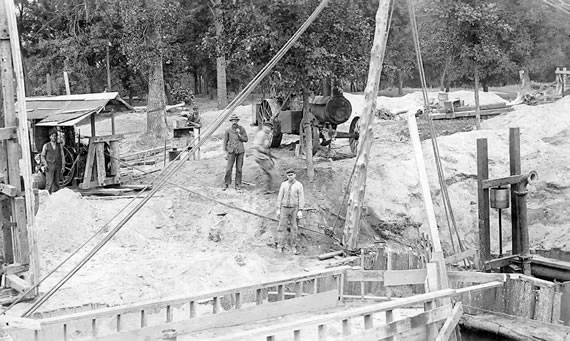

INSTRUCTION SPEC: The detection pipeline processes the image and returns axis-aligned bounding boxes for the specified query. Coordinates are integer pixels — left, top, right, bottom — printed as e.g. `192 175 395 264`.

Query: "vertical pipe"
510 128 521 254
518 185 531 275
498 209 503 257
63 71 71 95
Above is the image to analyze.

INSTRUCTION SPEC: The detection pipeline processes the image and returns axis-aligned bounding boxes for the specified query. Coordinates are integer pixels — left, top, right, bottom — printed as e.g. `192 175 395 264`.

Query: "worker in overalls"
41 128 65 194
276 169 305 254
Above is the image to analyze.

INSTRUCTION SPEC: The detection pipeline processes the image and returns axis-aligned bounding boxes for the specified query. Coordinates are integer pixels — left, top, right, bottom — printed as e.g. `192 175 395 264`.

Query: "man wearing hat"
222 113 248 191
276 168 305 253
40 128 66 194
253 121 277 194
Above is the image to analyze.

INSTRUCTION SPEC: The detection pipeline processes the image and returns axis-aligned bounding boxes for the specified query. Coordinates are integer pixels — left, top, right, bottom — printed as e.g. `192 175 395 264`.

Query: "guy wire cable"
21 0 332 318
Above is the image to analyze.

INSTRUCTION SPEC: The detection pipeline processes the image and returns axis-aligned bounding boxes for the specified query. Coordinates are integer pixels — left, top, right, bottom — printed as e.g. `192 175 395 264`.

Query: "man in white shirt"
276 168 305 254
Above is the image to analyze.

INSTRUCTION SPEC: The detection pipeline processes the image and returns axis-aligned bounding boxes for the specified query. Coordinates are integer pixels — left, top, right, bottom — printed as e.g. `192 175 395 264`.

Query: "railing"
208 283 501 341
9 267 347 341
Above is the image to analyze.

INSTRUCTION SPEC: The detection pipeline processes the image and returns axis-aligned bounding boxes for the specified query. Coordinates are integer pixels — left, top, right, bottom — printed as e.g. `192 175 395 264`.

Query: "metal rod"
498 209 503 257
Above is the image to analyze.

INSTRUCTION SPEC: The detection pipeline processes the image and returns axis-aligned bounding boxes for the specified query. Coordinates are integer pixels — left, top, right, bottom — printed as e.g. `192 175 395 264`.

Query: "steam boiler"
254 90 360 154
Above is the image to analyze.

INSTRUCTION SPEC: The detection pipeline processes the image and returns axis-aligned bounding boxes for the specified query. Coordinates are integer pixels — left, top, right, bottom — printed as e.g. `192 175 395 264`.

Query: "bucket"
169 149 181 162
32 172 46 190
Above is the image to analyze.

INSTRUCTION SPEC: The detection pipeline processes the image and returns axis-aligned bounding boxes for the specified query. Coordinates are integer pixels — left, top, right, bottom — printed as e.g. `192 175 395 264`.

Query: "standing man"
253 121 277 194
41 128 65 194
276 168 305 253
223 113 248 191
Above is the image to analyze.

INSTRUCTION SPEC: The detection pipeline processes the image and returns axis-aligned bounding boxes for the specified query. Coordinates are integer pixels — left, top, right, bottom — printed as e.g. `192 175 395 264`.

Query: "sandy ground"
18 90 570 314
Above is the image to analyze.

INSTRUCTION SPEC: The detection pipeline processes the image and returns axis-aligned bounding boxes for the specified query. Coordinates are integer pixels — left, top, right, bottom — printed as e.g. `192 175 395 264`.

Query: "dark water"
461 327 516 341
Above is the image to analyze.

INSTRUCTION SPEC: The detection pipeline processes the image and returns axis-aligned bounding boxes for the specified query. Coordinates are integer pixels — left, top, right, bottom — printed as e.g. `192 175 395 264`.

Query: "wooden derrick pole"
0 0 40 289
342 0 391 250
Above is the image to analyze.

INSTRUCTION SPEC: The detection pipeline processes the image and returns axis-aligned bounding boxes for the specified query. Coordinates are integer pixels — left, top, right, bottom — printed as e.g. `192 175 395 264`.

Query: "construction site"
1 0 570 340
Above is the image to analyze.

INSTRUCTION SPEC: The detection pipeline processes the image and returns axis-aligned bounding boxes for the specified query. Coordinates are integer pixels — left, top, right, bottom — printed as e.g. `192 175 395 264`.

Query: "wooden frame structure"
477 127 538 274
6 266 509 341
0 0 39 303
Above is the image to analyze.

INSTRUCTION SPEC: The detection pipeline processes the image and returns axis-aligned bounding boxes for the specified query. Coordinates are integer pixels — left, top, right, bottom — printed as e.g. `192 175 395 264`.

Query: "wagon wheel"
258 99 283 148
349 116 360 154
59 146 76 187
299 122 319 155
269 119 282 148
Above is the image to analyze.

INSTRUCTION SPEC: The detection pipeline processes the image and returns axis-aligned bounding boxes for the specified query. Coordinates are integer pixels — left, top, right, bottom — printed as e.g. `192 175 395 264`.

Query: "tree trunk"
147 55 167 138
474 64 481 130
439 57 450 91
397 69 403 95
343 0 390 250
302 86 314 182
322 77 331 96
213 0 228 109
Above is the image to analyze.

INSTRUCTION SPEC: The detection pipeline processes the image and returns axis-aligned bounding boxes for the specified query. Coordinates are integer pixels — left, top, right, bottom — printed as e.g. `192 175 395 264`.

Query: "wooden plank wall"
452 273 564 325
344 247 427 298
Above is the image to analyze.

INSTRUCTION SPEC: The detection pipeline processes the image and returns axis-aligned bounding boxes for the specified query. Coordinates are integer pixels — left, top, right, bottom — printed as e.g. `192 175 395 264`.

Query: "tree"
120 0 183 138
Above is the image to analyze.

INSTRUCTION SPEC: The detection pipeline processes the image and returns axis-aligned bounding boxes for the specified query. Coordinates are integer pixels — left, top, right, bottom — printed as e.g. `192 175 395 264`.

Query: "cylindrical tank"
490 187 510 209
309 94 352 126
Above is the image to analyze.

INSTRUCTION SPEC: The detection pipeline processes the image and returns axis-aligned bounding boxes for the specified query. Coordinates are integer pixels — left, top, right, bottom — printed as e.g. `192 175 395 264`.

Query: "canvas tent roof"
21 92 133 126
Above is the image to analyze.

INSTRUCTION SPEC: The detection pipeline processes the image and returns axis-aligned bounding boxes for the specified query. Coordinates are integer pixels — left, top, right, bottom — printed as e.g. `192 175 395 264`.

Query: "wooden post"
46 73 52 96
90 113 96 137
343 0 391 250
111 110 116 135
1 0 40 289
477 138 490 264
509 128 521 254
106 43 112 91
63 71 71 95
474 64 481 130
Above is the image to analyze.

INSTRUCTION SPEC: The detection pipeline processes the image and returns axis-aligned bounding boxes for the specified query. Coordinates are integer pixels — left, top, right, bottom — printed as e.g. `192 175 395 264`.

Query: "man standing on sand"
222 113 248 191
253 121 277 194
276 168 305 253
41 128 66 194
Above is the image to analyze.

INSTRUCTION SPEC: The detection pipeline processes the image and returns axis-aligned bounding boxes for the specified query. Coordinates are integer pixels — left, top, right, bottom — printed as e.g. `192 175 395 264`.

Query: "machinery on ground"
254 89 361 154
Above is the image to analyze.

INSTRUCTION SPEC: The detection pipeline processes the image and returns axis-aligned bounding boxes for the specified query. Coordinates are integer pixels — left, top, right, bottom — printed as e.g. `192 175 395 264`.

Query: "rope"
406 0 471 266
20 0 332 318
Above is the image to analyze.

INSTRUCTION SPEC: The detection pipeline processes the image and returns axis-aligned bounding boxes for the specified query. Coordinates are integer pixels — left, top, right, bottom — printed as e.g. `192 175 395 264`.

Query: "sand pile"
350 94 570 253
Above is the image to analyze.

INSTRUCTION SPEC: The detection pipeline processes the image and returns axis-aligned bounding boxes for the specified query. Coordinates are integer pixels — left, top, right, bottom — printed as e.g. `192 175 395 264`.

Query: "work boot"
222 184 229 191
235 184 241 191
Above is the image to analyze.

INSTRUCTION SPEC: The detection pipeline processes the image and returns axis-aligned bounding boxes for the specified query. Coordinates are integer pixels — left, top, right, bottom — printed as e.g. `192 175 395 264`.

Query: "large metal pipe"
516 170 538 275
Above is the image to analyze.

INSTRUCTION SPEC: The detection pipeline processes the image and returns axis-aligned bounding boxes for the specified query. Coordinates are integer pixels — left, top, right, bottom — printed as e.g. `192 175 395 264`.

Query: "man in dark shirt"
222 114 248 191
41 128 66 194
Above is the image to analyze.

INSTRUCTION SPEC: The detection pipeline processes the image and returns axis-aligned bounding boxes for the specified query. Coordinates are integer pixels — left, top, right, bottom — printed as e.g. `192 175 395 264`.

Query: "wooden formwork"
6 265 505 341
8 267 347 341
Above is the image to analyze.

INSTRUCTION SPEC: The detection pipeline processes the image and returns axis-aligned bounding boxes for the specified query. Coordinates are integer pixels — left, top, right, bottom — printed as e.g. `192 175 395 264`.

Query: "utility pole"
342 0 391 250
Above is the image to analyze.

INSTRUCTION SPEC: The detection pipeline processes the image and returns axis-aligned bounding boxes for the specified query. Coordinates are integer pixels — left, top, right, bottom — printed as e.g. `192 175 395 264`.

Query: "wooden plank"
5 274 32 294
477 138 490 263
552 292 563 324
93 290 340 341
109 141 120 178
448 271 506 284
534 286 554 322
424 262 439 292
408 113 442 254
13 197 29 265
40 267 349 326
81 142 97 190
335 304 452 341
0 183 18 196
481 175 522 189
318 250 344 260
509 273 556 288
346 269 384 282
455 281 503 295
90 135 124 143
435 303 463 341
214 288 462 341
95 143 106 186
384 269 427 286
531 255 570 271
445 249 476 265
484 255 519 270
0 126 18 140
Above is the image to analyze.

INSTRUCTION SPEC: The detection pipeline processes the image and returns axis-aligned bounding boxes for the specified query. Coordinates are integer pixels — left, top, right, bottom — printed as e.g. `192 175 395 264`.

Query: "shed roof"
21 92 133 126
